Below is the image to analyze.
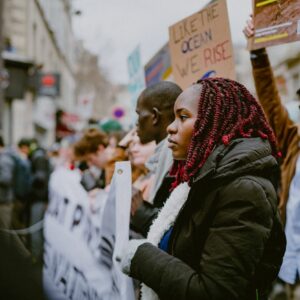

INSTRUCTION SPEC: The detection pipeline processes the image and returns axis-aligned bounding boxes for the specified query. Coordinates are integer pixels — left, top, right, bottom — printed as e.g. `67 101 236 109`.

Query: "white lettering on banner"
43 165 134 300
46 189 103 261
44 240 102 300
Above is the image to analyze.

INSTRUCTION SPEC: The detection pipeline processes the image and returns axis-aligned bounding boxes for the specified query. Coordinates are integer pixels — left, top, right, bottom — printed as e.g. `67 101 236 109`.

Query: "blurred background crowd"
0 0 299 300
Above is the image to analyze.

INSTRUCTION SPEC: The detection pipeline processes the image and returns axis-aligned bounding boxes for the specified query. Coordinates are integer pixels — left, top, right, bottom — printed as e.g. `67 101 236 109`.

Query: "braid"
172 78 279 188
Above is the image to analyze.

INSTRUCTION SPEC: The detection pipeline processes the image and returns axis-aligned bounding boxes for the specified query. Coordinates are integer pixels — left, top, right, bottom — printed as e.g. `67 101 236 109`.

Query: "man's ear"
152 107 161 126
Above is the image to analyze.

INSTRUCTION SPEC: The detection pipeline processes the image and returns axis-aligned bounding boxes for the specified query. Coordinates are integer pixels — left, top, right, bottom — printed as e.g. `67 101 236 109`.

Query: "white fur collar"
141 182 190 300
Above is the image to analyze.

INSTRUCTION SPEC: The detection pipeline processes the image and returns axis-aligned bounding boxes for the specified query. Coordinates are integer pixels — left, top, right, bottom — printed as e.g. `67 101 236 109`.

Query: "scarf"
140 182 191 300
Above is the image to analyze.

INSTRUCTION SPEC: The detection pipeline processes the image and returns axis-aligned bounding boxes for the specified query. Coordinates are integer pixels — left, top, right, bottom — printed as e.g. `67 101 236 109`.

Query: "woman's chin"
171 152 186 161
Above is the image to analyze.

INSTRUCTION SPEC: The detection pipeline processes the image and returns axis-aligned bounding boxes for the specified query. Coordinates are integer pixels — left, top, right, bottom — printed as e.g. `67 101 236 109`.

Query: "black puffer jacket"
130 138 286 300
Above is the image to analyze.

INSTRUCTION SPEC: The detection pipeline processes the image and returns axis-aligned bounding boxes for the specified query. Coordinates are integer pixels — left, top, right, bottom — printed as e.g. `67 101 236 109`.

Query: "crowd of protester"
0 16 300 300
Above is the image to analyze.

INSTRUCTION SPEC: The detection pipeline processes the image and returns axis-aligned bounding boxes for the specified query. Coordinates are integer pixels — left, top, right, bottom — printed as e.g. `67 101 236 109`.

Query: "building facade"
2 0 77 146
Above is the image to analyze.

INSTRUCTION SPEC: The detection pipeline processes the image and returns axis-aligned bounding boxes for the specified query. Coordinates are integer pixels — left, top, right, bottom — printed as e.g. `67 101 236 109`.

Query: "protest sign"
43 164 134 300
144 43 173 87
249 0 300 50
168 0 236 89
127 46 146 122
99 161 134 299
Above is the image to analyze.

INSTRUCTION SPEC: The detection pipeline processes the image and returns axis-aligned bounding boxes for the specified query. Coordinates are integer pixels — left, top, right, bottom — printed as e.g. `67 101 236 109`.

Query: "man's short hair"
139 81 182 111
74 128 108 159
18 138 31 148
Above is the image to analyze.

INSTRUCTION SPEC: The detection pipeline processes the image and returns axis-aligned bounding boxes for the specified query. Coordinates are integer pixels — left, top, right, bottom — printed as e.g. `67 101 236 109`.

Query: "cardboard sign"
168 0 236 89
250 0 300 50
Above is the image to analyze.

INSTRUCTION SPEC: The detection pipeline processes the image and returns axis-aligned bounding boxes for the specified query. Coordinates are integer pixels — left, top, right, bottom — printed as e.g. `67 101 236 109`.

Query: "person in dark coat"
0 136 15 228
121 78 286 300
28 143 51 262
0 224 45 300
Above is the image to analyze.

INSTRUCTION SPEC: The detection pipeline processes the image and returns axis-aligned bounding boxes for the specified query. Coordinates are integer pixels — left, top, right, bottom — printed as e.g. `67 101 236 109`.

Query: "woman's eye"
179 115 188 121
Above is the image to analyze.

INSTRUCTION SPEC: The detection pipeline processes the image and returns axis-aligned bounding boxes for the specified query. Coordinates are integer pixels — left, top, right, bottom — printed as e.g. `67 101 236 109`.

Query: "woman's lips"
168 138 177 148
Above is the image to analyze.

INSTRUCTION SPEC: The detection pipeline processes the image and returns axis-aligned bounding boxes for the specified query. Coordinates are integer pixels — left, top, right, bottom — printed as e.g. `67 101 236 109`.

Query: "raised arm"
244 17 298 157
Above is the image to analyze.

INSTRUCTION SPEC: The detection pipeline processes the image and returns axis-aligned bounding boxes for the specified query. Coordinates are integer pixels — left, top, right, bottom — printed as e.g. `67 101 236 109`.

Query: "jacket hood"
193 138 278 184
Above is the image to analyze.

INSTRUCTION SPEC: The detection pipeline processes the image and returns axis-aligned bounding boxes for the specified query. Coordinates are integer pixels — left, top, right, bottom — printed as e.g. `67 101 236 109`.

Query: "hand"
88 188 100 199
120 239 147 275
104 184 110 192
243 14 254 39
88 188 101 213
131 187 144 216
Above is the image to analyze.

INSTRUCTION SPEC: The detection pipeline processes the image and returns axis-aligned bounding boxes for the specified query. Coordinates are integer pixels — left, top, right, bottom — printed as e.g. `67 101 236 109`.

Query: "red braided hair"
170 78 279 189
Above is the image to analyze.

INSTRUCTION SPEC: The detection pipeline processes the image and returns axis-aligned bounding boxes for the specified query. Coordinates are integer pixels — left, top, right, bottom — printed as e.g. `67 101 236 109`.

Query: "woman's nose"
167 119 177 135
131 144 139 153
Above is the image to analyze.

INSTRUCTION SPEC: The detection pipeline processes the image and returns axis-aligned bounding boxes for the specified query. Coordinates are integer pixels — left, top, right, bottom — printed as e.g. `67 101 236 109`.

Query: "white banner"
43 162 134 300
99 161 134 299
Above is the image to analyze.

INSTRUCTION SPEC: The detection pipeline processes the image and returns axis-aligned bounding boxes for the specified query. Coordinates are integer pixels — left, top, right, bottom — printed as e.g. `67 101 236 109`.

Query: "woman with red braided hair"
121 78 286 300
